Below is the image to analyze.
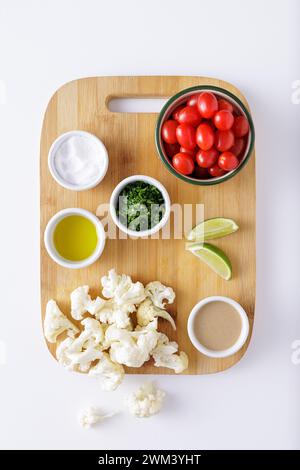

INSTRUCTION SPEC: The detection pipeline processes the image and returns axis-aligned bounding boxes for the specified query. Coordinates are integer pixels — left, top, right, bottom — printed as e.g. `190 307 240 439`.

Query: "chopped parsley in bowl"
110 175 171 237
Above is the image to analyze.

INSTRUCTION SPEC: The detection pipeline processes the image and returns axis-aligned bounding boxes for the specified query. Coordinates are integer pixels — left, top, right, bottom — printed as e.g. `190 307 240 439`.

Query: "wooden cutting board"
40 76 255 374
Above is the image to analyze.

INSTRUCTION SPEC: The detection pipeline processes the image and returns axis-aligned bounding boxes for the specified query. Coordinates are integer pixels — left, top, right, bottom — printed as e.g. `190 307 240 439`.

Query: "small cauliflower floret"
145 281 175 309
125 382 166 418
67 318 104 352
96 301 132 329
78 406 116 429
86 296 107 316
56 338 103 373
101 269 145 312
70 285 91 320
88 352 124 391
137 298 176 331
44 300 79 343
151 334 188 374
106 323 159 368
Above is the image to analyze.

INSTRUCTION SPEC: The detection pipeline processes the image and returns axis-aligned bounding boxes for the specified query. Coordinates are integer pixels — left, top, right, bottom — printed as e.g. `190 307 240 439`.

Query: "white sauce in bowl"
48 131 108 191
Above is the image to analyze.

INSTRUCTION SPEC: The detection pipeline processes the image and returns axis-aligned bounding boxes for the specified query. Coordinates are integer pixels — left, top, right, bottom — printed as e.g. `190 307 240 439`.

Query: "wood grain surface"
40 76 256 374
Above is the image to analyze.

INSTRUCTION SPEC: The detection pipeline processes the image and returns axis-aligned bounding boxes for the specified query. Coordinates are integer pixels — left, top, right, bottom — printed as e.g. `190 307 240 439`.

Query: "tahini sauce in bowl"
187 296 249 358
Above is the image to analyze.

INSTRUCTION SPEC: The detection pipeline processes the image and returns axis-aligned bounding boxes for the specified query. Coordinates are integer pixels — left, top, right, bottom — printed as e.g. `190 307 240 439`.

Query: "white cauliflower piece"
86 296 107 316
70 285 91 320
56 318 104 373
78 406 116 429
106 323 159 368
151 334 188 374
145 281 175 309
67 318 104 352
137 298 176 330
125 383 165 418
95 300 132 329
101 269 145 312
88 352 124 391
44 300 79 343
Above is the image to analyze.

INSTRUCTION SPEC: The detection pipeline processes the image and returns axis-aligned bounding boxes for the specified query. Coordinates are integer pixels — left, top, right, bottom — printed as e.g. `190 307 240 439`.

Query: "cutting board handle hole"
107 97 168 113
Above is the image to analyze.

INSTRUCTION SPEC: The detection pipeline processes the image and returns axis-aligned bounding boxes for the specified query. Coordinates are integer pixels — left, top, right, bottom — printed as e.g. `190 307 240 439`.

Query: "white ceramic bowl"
110 175 171 238
44 208 106 269
187 296 249 358
48 130 109 191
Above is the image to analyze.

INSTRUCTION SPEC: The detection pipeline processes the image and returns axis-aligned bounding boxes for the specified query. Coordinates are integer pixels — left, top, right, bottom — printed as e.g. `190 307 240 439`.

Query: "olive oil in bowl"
53 215 98 261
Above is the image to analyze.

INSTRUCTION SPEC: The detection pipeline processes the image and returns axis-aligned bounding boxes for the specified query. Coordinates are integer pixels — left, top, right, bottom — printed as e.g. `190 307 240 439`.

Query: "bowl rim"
109 174 171 237
155 85 255 186
187 295 250 358
44 208 106 269
48 130 109 191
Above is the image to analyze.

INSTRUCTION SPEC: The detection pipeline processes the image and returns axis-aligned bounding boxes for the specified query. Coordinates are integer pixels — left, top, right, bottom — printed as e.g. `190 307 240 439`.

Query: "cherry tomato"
164 142 180 158
176 124 196 150
196 148 219 168
193 166 210 179
180 146 197 159
232 115 249 137
230 138 245 157
187 94 199 107
197 92 218 118
214 110 234 131
172 105 185 121
161 120 178 144
196 123 214 151
208 164 226 177
215 130 235 152
218 151 239 171
172 153 195 175
178 105 202 127
217 98 234 113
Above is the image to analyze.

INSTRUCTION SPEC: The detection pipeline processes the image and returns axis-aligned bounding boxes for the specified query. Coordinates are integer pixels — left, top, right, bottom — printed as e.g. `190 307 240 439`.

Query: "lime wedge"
186 242 232 280
186 218 239 242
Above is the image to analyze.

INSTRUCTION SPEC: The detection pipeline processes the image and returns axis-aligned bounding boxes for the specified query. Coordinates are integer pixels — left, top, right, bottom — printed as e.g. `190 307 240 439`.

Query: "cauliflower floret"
101 269 145 312
44 300 79 343
70 286 91 320
88 352 124 391
78 406 116 429
145 281 175 309
106 324 159 368
137 298 176 330
86 296 107 316
67 318 104 352
151 334 188 374
95 300 132 329
56 318 104 372
125 383 165 418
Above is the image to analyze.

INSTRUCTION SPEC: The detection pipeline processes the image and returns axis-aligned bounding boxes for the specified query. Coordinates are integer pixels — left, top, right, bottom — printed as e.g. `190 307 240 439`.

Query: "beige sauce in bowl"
193 301 242 351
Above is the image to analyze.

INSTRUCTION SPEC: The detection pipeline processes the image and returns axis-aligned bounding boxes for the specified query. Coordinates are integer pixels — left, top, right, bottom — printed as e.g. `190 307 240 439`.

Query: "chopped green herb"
116 181 165 232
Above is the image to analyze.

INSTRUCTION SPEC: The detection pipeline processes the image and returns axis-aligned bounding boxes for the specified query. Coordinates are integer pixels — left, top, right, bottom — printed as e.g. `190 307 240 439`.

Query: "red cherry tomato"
172 153 195 175
193 166 210 179
218 151 239 171
164 142 180 158
161 120 178 144
172 105 185 121
217 98 234 113
196 123 214 151
196 148 219 168
187 94 199 107
178 105 202 127
232 115 249 137
180 146 197 159
197 92 218 118
230 138 245 157
208 164 226 177
214 110 234 131
176 124 196 150
215 130 235 152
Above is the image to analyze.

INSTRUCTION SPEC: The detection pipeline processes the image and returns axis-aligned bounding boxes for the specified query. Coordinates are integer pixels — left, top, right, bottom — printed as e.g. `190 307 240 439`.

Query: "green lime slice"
186 218 239 242
186 242 232 280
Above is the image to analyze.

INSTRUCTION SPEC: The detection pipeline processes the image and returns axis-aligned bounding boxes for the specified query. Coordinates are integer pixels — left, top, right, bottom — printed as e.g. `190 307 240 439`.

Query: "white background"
0 0 299 450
